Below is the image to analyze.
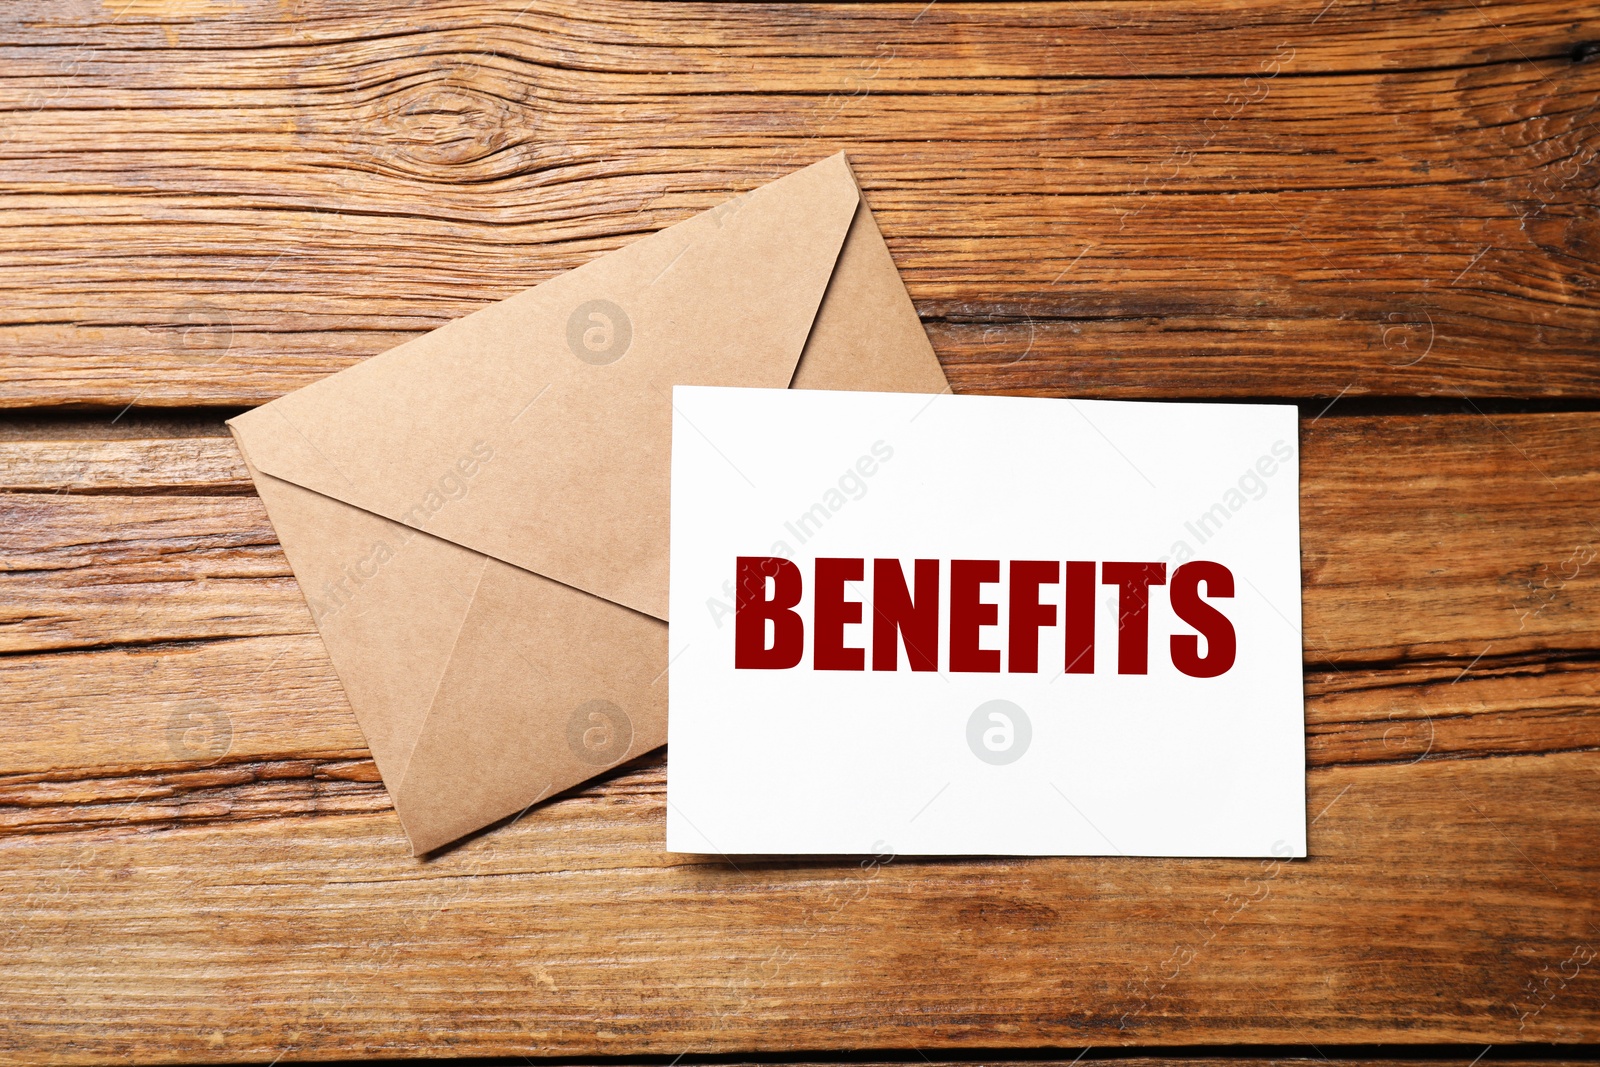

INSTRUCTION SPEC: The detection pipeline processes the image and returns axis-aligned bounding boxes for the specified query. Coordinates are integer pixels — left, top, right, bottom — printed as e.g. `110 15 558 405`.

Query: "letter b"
734 557 804 669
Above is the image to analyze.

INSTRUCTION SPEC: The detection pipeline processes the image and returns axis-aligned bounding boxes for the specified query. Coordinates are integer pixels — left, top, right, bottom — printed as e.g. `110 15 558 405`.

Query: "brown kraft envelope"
228 152 949 854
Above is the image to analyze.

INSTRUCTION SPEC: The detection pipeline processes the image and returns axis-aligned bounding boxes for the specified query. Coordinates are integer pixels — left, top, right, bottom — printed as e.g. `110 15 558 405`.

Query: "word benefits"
734 557 1236 678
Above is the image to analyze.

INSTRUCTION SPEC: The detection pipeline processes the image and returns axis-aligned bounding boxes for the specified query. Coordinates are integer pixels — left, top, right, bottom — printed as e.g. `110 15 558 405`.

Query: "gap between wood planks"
4 398 1600 444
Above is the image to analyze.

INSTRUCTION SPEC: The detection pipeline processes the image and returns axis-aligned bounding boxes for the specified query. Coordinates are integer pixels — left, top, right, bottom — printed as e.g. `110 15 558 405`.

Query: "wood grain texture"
3 0 1600 1060
1 1 1598 406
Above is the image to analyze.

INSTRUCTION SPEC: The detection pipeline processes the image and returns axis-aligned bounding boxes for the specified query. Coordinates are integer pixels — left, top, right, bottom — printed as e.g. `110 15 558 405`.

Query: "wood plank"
6 412 1596 661
0 435 250 494
1 2 1597 406
0 492 303 654
0 751 1596 1059
0 635 361 782
7 0 1592 75
1307 655 1600 766
1300 412 1600 664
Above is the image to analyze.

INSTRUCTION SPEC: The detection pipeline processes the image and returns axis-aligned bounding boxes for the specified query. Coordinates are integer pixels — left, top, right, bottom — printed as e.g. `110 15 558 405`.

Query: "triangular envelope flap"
230 153 861 621
790 191 950 396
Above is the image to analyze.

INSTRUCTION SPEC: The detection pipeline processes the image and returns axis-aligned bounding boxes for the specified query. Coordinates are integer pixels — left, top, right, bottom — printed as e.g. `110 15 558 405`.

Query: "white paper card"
667 387 1305 858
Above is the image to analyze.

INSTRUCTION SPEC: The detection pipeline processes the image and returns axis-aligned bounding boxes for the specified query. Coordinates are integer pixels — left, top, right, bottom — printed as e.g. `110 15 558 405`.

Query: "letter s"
1170 561 1237 678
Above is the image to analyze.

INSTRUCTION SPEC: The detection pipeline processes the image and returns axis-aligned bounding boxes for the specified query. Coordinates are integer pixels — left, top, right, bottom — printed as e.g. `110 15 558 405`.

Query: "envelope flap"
230 153 862 620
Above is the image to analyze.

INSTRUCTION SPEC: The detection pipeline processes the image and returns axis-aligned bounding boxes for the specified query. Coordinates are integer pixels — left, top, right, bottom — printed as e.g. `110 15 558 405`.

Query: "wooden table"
3 1 1598 1062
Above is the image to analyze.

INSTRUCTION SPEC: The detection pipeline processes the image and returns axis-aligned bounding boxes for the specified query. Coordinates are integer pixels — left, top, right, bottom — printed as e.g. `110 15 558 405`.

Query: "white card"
667 387 1305 858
